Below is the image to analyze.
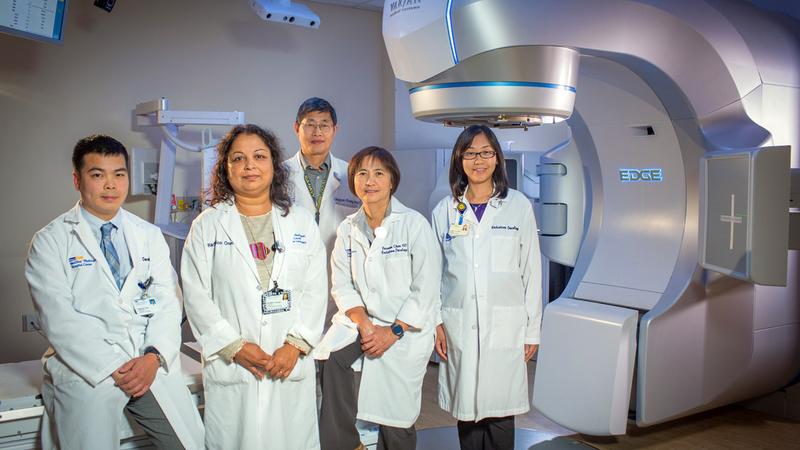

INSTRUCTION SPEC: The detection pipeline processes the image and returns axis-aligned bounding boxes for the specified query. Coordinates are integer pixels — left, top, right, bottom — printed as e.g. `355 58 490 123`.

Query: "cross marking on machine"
719 194 743 250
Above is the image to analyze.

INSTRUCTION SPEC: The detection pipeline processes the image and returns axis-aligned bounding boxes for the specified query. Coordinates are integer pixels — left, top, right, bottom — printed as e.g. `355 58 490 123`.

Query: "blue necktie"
100 223 122 289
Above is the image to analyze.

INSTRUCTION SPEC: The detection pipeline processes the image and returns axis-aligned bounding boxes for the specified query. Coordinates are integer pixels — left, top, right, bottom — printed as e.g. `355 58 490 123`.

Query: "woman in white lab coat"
318 146 441 450
432 125 543 450
181 124 327 450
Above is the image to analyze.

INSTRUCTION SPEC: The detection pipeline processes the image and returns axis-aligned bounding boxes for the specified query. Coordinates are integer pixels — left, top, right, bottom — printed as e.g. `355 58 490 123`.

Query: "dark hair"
448 125 508 199
209 124 292 216
347 146 400 197
295 97 337 125
72 135 129 172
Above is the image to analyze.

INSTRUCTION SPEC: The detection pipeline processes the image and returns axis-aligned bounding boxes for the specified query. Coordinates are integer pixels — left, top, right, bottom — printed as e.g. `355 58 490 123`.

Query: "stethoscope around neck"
268 215 286 287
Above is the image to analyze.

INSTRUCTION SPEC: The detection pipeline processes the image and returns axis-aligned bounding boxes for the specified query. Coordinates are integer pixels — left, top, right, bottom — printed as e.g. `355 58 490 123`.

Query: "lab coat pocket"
203 357 248 386
71 275 106 314
440 307 464 352
44 355 83 387
489 306 526 350
284 244 311 274
286 356 311 382
393 327 434 365
385 252 412 280
490 236 519 273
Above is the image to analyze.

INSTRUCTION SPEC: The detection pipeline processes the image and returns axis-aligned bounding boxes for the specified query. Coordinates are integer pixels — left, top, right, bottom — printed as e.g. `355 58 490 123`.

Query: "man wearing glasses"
285 97 360 325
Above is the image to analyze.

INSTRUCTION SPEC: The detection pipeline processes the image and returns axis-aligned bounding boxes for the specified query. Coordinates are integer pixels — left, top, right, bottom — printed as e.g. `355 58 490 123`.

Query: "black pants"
457 416 514 450
126 391 183 450
319 341 416 450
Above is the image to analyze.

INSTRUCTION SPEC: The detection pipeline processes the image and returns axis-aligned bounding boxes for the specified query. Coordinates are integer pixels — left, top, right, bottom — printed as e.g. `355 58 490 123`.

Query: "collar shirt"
300 152 332 205
354 203 393 244
80 206 132 284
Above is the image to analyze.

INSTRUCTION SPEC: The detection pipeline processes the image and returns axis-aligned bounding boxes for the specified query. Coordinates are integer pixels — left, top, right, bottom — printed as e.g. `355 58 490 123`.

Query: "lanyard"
303 169 328 224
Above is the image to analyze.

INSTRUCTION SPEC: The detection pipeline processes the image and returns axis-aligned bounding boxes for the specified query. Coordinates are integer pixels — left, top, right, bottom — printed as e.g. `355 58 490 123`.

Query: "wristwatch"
390 323 405 339
144 346 167 371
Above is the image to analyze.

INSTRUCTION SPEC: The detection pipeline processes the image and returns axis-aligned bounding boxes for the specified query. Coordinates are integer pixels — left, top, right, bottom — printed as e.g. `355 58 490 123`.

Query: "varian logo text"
389 0 422 17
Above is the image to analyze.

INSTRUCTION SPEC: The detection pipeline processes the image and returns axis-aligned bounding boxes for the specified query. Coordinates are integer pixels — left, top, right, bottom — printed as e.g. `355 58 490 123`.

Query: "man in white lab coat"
25 135 204 450
284 97 360 325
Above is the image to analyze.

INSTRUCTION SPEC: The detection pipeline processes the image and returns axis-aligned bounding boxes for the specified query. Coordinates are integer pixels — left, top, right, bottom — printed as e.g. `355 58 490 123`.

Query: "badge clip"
262 281 292 315
138 276 153 296
456 201 467 225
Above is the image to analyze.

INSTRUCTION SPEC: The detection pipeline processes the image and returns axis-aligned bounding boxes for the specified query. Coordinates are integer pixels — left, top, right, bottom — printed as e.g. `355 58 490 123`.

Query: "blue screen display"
1 0 68 44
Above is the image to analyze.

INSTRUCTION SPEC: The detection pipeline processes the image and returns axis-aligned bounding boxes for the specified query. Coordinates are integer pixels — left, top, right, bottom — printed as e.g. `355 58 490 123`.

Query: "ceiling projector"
250 0 321 29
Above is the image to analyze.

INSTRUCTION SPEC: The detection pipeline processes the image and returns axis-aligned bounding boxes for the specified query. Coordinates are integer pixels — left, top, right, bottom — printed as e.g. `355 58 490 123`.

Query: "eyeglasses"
301 122 333 133
462 150 496 160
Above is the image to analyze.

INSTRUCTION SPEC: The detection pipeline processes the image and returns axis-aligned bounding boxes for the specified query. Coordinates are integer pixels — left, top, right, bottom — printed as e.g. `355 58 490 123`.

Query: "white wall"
0 0 387 363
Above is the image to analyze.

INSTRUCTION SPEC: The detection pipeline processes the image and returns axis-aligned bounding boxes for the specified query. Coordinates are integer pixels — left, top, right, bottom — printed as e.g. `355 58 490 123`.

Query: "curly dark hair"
209 124 291 216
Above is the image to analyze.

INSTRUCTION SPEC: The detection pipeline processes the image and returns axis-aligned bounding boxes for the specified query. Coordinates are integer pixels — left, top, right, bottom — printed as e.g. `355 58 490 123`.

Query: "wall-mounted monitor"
1 0 67 45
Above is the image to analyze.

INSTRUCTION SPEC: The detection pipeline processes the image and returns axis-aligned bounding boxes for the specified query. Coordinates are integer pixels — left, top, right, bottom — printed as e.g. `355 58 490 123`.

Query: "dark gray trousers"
319 341 417 450
126 391 183 450
457 416 514 450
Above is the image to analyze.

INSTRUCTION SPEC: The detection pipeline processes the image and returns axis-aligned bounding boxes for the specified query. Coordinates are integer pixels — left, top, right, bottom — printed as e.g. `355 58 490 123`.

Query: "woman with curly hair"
182 124 327 449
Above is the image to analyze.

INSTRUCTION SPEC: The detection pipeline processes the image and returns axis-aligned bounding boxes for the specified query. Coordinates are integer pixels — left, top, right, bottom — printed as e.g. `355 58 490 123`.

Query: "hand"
435 324 448 361
357 318 376 340
524 344 539 362
268 344 301 380
361 325 399 358
346 307 376 339
112 354 159 397
233 342 273 380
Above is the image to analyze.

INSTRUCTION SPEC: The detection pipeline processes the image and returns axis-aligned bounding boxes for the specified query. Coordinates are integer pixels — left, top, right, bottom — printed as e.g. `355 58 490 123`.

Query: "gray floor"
417 427 594 450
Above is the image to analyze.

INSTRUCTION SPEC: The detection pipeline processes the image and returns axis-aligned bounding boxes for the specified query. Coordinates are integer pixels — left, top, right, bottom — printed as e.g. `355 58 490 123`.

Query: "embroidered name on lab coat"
381 243 409 255
207 240 234 248
68 256 96 268
491 225 520 231
292 233 307 244
334 197 360 207
142 257 150 262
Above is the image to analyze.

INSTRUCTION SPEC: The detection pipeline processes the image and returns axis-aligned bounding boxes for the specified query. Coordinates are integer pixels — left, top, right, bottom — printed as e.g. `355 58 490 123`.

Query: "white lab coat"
432 188 543 421
284 151 360 325
329 197 441 428
25 203 204 450
181 199 327 450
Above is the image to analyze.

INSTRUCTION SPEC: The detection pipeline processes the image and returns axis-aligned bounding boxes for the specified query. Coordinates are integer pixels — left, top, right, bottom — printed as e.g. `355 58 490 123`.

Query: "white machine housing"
384 0 800 435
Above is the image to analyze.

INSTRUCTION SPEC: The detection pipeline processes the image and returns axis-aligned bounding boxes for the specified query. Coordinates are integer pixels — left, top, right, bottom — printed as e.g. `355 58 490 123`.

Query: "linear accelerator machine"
385 0 800 435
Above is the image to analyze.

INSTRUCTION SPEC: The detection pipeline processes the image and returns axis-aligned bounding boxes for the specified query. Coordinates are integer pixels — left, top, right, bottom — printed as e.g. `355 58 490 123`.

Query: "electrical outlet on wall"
22 313 40 332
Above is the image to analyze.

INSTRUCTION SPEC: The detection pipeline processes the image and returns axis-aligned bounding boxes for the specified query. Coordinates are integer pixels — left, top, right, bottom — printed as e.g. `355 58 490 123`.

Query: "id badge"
261 289 292 315
448 223 470 236
133 297 157 317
